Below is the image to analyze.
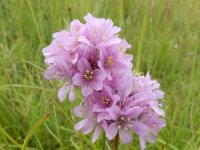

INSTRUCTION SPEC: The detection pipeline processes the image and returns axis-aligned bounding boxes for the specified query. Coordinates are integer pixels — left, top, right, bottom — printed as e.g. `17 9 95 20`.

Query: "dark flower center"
101 96 112 107
117 116 132 129
83 70 93 80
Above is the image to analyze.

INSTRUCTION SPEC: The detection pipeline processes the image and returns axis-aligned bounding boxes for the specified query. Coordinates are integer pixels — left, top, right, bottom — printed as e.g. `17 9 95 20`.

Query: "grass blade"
22 113 50 150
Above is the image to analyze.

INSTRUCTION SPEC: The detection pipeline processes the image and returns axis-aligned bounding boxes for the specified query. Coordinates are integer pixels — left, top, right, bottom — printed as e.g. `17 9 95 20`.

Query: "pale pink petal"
92 126 101 143
74 119 88 131
44 65 60 80
77 58 91 74
150 101 165 117
82 84 93 96
133 92 149 102
71 53 78 64
97 38 121 48
139 136 146 150
97 112 111 122
72 73 83 86
94 69 105 82
84 13 94 24
154 90 164 99
119 129 132 144
57 85 69 102
69 86 76 101
90 81 103 91
106 122 118 140
78 36 93 46
145 134 156 143
108 105 121 120
82 120 96 134
125 106 143 119
73 105 85 117
132 121 150 136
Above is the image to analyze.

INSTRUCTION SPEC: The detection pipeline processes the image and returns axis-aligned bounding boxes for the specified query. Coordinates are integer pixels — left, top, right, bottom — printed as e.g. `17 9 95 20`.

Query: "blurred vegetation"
0 0 200 149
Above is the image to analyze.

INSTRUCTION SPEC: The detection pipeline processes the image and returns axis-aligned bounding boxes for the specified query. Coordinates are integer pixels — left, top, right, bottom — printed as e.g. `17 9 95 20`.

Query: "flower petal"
82 120 96 134
69 86 76 101
77 58 91 74
132 121 150 136
57 85 70 102
139 136 146 150
145 134 156 143
74 119 88 131
82 84 93 96
92 126 101 143
125 106 143 119
97 112 111 122
119 129 132 144
73 105 85 117
150 101 165 117
78 36 93 46
72 73 83 86
108 105 121 120
106 122 118 140
90 80 103 91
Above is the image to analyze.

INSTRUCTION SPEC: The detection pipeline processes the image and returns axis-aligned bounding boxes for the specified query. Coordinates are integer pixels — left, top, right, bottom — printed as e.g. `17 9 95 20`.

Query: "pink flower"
132 73 165 116
138 113 166 150
73 101 108 143
79 13 121 48
106 105 148 144
91 85 119 111
72 58 105 96
98 48 128 79
42 13 166 149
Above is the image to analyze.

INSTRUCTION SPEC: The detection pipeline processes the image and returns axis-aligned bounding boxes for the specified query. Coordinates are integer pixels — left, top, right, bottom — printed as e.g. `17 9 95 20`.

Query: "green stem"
22 113 50 150
102 132 106 150
112 132 119 150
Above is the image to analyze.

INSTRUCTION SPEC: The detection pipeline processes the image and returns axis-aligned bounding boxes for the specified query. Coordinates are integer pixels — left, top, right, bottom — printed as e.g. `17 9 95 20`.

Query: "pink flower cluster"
43 13 166 149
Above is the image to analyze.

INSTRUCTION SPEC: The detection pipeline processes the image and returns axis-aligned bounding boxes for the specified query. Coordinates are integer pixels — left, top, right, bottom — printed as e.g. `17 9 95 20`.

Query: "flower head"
42 13 166 150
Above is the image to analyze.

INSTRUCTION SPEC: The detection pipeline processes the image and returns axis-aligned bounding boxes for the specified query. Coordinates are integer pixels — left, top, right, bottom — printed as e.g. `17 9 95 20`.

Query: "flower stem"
112 132 119 150
102 132 106 150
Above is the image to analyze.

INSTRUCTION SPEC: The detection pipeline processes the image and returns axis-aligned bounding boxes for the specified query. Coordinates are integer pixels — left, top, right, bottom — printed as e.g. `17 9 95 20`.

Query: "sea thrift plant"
43 13 166 150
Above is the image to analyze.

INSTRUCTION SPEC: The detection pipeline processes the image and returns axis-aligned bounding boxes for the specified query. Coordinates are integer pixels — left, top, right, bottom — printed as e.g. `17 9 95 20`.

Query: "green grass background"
0 0 200 149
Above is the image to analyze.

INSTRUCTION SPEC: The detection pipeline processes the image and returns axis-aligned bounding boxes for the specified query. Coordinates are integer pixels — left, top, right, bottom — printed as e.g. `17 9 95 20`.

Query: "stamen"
101 96 111 107
83 75 88 78
120 45 124 53
105 55 114 66
84 70 94 80
128 124 132 128
124 127 128 130
120 116 126 121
